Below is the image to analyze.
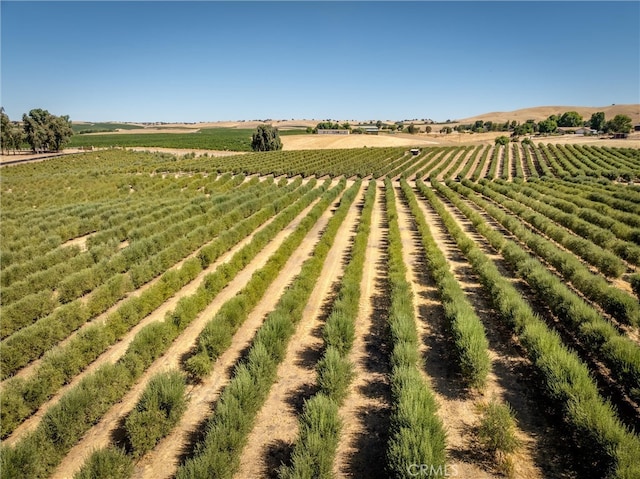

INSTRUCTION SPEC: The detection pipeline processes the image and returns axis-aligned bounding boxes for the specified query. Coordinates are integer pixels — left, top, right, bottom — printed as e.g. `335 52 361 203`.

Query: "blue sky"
2 1 639 122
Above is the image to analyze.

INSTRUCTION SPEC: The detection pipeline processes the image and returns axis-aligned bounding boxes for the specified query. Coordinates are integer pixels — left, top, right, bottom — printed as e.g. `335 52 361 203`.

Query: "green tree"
407 123 418 134
495 135 510 145
538 118 558 134
1 107 11 154
605 114 633 134
251 124 283 151
22 108 73 152
49 115 73 151
558 111 583 127
589 112 606 131
425 125 432 134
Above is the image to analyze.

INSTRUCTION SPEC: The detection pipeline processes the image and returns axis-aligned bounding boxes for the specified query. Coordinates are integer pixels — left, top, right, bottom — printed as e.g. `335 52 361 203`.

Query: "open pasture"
1 144 640 479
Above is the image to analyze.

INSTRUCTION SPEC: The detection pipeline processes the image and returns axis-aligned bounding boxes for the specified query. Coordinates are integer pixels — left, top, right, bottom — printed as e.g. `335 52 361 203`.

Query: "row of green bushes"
281 180 376 478
383 179 447 478
534 178 640 228
486 179 640 267
455 180 639 326
418 179 640 479
436 180 640 401
456 145 485 181
174 181 361 479
485 143 502 179
73 370 188 479
499 179 640 245
0 179 283 378
477 179 626 277
512 143 524 179
521 143 538 178
399 180 490 389
0 179 318 438
1 174 252 318
184 178 348 379
470 144 493 181
0 180 332 477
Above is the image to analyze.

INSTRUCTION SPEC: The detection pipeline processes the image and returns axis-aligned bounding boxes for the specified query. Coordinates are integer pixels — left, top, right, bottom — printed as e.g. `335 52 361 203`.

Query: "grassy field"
68 127 307 151
71 123 145 134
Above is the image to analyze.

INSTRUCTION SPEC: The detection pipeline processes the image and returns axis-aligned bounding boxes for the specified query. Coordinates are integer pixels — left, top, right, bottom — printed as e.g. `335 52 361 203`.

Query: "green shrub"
125 370 187 458
73 446 133 479
477 400 520 455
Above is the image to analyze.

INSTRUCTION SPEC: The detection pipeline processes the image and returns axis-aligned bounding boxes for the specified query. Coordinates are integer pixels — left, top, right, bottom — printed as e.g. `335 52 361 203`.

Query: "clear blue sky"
2 1 639 122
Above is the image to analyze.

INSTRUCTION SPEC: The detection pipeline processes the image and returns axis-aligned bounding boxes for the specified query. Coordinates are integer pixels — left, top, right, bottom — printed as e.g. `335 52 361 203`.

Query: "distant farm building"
634 124 640 132
317 129 350 135
410 148 420 155
362 127 380 135
574 128 598 136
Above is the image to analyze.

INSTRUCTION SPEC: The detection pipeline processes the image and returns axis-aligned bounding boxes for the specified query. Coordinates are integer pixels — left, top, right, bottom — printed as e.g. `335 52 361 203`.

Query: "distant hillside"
457 104 639 125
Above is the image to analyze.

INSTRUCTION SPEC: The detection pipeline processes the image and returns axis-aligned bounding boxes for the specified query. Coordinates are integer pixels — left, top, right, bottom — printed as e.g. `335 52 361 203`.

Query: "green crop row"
174 181 361 479
0 180 329 477
0 179 316 438
281 180 376 478
470 144 492 181
384 179 447 478
399 180 490 389
477 179 627 277
436 180 640 400
0 178 281 378
456 180 638 325
184 178 348 379
418 179 640 479
124 370 188 458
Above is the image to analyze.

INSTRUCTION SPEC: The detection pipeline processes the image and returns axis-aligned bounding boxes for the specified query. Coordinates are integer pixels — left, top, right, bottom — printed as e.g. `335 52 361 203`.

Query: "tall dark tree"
1 107 10 154
589 112 606 131
605 114 633 134
538 118 558 134
251 124 282 151
558 111 583 127
22 108 73 152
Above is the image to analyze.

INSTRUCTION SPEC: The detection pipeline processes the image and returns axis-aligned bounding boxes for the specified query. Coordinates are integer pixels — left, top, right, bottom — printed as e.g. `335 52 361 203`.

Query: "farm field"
1 143 640 479
67 128 307 152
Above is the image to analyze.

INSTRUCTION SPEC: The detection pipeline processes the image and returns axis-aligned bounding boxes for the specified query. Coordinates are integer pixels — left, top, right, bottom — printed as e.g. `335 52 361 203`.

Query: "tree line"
454 111 633 136
1 108 73 154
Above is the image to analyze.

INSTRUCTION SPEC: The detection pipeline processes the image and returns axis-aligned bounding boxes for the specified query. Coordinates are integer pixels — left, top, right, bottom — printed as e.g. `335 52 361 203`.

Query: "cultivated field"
1 143 640 479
